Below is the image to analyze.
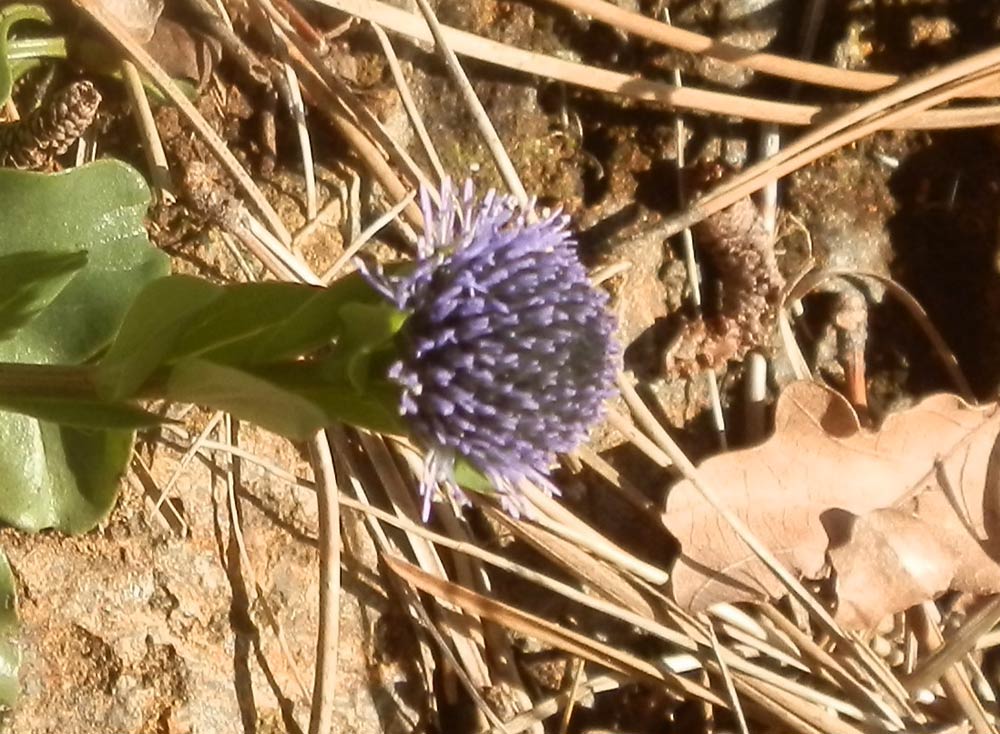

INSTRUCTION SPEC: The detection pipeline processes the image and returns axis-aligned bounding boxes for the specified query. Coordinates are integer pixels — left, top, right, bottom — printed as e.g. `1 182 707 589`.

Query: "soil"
5 0 1000 732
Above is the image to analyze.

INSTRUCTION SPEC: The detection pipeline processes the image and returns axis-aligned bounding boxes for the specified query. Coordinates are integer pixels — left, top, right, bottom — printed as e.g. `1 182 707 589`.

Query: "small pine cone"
0 80 102 170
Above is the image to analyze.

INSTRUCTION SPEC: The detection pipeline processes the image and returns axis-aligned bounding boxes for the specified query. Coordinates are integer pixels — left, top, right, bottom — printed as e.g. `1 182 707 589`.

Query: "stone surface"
1 421 404 734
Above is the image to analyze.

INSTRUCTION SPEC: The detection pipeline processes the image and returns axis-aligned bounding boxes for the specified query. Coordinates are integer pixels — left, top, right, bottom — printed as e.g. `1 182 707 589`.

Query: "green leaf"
249 270 389 362
0 161 169 532
261 360 406 436
97 268 401 400
165 359 328 441
0 421 134 533
95 275 223 399
453 460 494 495
335 301 408 392
165 357 406 440
0 551 18 708
0 4 51 106
97 272 386 395
168 269 394 366
172 281 325 363
0 250 88 341
294 379 404 436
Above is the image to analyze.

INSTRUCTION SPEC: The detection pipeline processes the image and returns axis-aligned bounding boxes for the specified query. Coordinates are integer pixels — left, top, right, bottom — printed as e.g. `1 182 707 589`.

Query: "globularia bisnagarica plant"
2 176 619 518
0 164 618 704
0 2 618 709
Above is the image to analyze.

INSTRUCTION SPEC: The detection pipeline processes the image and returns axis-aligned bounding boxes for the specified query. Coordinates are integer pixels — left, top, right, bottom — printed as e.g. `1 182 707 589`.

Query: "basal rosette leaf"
0 161 169 533
0 250 88 340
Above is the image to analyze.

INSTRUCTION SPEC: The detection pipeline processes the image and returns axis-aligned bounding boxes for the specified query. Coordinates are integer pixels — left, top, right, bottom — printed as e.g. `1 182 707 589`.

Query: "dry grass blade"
488 509 655 617
256 4 439 204
432 510 539 734
589 260 631 285
707 623 749 734
661 15 727 448
412 0 527 204
557 659 585 734
306 436 341 734
744 352 769 441
642 53 1000 245
271 0 327 49
220 418 311 713
383 554 728 706
308 0 806 125
371 23 447 184
281 61 318 221
787 268 974 402
250 0 427 228
357 433 493 689
199 192 318 282
756 604 901 725
574 444 658 514
519 484 670 585
156 411 227 507
129 454 188 536
733 676 867 734
337 489 892 724
487 675 623 734
196 438 309 484
72 0 293 244
307 0 1000 130
540 0 1000 97
714 620 811 673
606 406 673 468
330 494 699 654
333 442 522 731
913 603 996 734
325 428 441 713
348 489 885 728
906 596 1000 692
120 59 174 201
321 191 416 281
778 259 818 380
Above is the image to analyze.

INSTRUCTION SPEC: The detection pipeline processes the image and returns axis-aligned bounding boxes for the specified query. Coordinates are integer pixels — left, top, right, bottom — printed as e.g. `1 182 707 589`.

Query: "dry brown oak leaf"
662 381 1000 628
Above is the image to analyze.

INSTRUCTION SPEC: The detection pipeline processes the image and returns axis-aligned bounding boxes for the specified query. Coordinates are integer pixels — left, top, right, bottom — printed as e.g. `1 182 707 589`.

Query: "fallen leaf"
662 381 1000 621
826 508 957 629
827 499 1000 628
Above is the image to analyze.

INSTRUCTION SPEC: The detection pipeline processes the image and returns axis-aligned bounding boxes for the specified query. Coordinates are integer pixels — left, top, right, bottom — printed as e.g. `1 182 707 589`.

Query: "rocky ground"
6 0 1000 732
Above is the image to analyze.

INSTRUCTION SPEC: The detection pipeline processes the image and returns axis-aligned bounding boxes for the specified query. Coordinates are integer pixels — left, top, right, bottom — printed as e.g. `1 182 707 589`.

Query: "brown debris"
0 81 102 170
665 162 785 376
179 160 244 230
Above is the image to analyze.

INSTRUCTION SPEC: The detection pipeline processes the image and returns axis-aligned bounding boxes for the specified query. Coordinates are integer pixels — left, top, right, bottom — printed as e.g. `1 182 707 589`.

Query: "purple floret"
363 180 618 518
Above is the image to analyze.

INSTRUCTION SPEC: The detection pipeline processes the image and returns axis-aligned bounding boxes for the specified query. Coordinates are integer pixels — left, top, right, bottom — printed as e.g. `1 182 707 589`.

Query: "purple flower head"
362 180 618 519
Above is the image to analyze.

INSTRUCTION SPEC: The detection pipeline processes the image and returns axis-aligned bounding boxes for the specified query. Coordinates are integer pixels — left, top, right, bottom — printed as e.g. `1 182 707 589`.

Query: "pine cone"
0 81 101 170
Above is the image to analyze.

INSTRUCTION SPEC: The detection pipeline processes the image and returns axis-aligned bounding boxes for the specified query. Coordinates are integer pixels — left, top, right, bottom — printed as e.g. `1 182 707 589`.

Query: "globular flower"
362 180 618 519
